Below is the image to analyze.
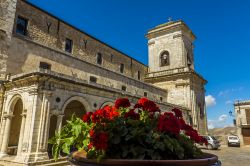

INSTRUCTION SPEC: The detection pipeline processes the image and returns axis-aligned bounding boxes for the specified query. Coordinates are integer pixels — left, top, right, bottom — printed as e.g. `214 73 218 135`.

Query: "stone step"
32 157 68 166
42 160 70 166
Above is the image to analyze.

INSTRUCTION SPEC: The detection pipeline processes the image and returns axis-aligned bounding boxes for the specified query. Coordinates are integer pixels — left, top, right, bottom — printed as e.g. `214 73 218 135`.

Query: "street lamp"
229 110 234 117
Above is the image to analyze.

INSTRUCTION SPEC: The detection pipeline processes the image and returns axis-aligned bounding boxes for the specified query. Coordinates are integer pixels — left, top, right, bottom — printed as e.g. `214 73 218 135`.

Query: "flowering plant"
50 98 207 161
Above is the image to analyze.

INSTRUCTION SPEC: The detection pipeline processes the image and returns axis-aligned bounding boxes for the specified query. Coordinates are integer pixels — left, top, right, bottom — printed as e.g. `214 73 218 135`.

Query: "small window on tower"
120 64 124 73
65 38 73 53
160 51 170 67
16 16 28 36
97 53 102 65
144 92 148 97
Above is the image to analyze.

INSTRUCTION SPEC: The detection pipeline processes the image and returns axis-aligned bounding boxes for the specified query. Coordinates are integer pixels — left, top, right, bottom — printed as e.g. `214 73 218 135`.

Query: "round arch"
99 101 114 109
7 94 24 155
7 94 24 114
61 96 91 127
61 96 92 113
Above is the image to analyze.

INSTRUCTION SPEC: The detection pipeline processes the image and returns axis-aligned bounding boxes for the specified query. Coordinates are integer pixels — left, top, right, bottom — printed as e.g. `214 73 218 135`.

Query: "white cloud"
208 114 229 129
208 119 215 129
205 95 216 107
218 87 244 97
218 114 228 122
225 100 233 105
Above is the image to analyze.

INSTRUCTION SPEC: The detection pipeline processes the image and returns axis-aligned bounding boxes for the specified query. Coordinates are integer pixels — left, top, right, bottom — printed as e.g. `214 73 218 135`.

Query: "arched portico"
0 95 26 156
47 96 90 158
62 100 86 125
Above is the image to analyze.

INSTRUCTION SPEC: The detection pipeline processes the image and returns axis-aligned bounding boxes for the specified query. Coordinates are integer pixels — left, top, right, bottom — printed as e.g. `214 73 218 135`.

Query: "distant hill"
208 127 237 145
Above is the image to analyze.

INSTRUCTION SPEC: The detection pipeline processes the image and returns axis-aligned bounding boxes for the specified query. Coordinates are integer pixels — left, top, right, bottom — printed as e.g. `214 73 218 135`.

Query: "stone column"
17 111 27 155
0 114 12 156
37 92 50 151
42 99 51 151
56 114 64 133
25 90 39 155
43 114 52 151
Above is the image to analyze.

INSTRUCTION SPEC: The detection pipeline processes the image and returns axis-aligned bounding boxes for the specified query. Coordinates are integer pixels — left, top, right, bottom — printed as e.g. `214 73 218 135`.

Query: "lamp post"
229 100 241 126
229 110 234 117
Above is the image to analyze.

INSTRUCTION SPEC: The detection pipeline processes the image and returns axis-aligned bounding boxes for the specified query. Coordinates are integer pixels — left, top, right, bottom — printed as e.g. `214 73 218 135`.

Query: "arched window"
160 51 170 67
97 53 102 65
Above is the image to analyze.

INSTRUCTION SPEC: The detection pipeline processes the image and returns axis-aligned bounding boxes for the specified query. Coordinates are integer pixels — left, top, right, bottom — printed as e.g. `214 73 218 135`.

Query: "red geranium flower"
91 106 119 123
82 112 93 123
114 98 131 109
88 142 93 149
137 98 161 113
178 118 186 129
171 108 183 118
91 131 109 150
124 109 140 120
157 112 180 136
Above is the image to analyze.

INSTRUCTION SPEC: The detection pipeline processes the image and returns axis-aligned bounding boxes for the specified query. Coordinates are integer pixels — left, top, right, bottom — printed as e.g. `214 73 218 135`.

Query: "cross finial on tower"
168 17 172 22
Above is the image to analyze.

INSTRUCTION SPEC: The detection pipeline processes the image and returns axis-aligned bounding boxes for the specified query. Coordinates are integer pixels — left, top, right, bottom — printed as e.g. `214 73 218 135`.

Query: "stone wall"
0 0 17 80
11 0 146 81
7 36 166 101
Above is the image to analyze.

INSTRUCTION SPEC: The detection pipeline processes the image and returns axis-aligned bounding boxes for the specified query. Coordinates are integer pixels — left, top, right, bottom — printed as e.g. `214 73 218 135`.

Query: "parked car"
227 135 240 147
202 135 221 150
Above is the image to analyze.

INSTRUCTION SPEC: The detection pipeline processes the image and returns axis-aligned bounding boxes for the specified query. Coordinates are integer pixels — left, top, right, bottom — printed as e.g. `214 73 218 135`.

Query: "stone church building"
0 0 207 165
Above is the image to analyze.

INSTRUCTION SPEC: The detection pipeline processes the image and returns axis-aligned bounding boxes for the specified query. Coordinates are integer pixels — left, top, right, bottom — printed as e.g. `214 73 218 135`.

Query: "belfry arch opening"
8 98 23 155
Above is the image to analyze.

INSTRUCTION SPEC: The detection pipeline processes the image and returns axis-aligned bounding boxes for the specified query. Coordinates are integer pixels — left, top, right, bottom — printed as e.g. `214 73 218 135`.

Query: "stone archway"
100 101 113 109
8 98 23 155
62 100 86 126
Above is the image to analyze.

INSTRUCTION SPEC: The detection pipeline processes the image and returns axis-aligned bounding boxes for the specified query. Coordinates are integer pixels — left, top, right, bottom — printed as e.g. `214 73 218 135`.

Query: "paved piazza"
202 146 250 166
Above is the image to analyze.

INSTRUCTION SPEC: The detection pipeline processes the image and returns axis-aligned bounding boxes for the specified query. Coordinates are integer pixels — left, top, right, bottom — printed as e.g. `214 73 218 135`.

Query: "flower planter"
68 151 219 166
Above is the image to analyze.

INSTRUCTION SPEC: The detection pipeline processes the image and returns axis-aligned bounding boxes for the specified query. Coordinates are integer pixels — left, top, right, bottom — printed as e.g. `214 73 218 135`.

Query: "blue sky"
28 0 250 128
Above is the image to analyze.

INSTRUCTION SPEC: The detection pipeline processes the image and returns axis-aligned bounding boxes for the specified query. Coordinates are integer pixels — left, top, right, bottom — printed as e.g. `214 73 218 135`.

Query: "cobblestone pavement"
202 146 250 166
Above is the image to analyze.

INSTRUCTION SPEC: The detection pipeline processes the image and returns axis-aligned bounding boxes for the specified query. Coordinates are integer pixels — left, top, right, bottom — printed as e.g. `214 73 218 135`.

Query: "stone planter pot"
68 151 220 166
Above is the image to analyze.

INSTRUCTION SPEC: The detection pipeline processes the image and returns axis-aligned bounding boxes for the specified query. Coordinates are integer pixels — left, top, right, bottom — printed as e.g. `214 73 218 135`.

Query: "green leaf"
71 124 82 137
125 134 133 141
152 152 161 160
122 148 129 158
113 135 121 144
121 127 128 136
52 143 60 161
134 146 146 154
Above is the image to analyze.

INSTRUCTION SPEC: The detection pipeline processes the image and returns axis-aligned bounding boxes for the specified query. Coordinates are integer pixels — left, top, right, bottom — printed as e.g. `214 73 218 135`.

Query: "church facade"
0 0 207 165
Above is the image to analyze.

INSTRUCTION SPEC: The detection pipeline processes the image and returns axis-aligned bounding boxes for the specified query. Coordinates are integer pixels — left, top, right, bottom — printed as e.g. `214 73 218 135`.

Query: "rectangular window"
97 53 102 65
16 16 28 36
90 76 97 83
121 85 126 91
160 97 163 102
120 63 124 73
39 62 51 70
144 92 148 97
138 71 141 80
65 38 73 53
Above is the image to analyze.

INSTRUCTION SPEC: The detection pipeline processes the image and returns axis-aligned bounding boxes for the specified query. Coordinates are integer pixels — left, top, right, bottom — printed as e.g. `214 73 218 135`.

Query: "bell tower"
147 20 195 73
0 0 18 80
145 20 208 134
